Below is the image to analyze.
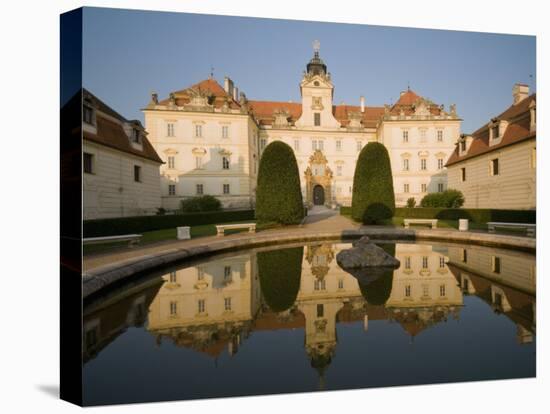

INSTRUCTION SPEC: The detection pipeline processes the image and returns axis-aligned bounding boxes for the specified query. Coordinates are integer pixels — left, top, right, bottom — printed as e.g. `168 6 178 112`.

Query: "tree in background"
351 142 396 224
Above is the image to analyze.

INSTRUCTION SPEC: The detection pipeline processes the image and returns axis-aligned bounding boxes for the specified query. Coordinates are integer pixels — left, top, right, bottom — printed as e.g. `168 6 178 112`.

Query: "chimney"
513 83 529 105
233 87 239 102
360 96 365 113
224 76 234 97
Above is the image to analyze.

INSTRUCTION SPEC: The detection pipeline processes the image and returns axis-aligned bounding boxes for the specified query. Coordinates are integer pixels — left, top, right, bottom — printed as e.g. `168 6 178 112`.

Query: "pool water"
82 241 536 406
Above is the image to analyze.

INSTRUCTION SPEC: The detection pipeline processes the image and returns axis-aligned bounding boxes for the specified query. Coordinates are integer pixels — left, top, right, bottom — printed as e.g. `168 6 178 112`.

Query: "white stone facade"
144 49 461 210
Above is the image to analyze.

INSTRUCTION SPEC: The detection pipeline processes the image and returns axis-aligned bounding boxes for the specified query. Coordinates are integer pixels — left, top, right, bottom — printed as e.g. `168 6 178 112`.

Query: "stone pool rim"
82 228 535 299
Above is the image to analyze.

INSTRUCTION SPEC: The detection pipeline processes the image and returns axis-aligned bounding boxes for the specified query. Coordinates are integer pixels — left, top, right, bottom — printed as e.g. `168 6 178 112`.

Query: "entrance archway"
313 185 325 205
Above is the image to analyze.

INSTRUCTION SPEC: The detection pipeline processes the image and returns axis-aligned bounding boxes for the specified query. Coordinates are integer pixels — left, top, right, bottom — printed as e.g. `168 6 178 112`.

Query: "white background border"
0 0 547 412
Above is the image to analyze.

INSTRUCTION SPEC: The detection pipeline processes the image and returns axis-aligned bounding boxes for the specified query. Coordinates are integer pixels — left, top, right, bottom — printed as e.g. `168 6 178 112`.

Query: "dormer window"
83 105 94 125
491 124 499 139
460 140 466 152
132 128 141 144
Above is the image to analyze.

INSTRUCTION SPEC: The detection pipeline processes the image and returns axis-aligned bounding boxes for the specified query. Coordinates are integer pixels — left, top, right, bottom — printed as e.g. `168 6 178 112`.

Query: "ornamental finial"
313 39 320 55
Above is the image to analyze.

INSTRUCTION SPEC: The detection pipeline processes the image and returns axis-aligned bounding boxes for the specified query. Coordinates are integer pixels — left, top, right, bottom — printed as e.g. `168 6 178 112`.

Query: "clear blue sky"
82 7 535 133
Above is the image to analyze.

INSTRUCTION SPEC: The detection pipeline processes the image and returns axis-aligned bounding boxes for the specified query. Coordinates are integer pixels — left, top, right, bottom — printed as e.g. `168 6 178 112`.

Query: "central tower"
295 41 341 129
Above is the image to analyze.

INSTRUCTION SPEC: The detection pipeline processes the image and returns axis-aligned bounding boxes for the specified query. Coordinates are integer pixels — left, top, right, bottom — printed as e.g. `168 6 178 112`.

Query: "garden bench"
403 218 438 229
215 223 256 236
83 234 142 247
487 222 536 237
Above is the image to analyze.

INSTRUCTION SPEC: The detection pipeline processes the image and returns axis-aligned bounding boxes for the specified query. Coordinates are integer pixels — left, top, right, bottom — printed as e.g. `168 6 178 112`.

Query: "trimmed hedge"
341 206 535 224
394 208 536 223
351 142 395 224
83 209 255 237
180 195 222 212
256 141 304 225
420 189 464 208
258 246 303 312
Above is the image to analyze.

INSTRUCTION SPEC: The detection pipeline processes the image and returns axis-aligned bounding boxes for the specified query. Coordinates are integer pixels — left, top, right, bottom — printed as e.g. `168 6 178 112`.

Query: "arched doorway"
313 185 325 205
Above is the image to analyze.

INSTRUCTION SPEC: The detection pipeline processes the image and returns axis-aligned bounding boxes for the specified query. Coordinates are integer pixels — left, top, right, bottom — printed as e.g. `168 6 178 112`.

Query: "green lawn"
83 220 257 255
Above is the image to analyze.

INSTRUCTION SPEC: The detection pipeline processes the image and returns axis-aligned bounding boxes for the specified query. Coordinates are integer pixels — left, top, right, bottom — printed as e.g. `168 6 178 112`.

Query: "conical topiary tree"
351 142 395 224
256 141 304 225
258 246 304 312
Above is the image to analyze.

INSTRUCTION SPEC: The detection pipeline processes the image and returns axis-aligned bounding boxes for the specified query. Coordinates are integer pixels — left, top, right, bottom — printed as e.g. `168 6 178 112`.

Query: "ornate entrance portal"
305 150 333 207
313 185 325 205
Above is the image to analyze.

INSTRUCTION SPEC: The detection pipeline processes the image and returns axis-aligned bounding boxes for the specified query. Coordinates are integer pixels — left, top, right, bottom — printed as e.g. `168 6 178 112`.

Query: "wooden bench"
487 222 536 237
83 234 142 247
404 218 438 229
215 223 256 236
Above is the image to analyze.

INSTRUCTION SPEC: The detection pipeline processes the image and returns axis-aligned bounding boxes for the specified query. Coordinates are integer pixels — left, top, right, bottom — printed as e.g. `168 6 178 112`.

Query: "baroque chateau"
143 45 461 211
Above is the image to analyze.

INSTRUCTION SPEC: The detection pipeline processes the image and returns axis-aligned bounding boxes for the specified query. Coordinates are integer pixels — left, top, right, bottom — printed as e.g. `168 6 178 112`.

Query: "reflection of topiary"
351 142 395 224
359 243 396 305
258 246 304 312
256 141 304 225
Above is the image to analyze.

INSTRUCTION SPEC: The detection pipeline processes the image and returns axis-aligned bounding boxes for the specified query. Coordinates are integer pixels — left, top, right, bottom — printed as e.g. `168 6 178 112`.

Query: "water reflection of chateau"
83 242 536 377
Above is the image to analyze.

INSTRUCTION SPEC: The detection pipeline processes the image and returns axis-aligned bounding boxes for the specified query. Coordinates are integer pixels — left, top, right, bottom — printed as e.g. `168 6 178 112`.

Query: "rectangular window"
167 123 175 137
170 301 177 315
460 140 467 152
402 130 409 143
222 125 229 138
421 183 427 193
405 285 411 297
439 256 445 268
83 152 94 174
492 125 499 139
438 158 444 170
337 165 342 176
314 279 326 291
224 297 232 311
403 159 409 171
437 130 443 142
357 141 362 152
169 271 177 283
492 256 501 274
317 304 324 318
197 267 204 280
133 165 141 182
312 140 318 151
405 256 411 269
491 158 500 176
422 256 428 269
294 139 300 151
440 285 446 297
224 266 231 279
260 138 267 151
195 124 202 137
196 184 203 195
223 184 230 194
338 279 344 289
314 112 321 126
168 184 176 196
422 285 430 297
198 299 205 314
318 140 324 151
168 156 175 169
461 248 468 263
132 129 141 144
461 167 466 182
222 156 230 170
336 140 342 151
420 159 427 170
195 157 202 169
83 105 94 125
404 183 409 193
438 183 444 192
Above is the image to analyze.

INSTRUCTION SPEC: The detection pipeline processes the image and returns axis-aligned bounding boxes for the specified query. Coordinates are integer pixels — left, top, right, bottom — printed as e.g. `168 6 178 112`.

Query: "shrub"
256 141 304 225
83 209 255 237
156 207 166 215
351 142 395 224
180 195 222 212
258 246 303 312
406 197 416 208
420 189 464 208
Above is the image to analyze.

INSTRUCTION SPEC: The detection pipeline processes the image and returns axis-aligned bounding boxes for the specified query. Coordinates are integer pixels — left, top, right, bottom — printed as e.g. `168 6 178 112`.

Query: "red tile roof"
389 88 442 116
83 89 163 164
446 94 536 167
158 78 241 109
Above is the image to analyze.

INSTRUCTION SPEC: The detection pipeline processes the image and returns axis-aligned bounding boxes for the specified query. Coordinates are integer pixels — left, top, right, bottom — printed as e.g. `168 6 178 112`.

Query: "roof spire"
313 39 320 57
407 81 410 91
209 65 214 79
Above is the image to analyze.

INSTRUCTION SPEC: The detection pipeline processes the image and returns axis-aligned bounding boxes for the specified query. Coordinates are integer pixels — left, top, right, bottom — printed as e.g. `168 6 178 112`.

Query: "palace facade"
446 84 536 209
143 46 461 210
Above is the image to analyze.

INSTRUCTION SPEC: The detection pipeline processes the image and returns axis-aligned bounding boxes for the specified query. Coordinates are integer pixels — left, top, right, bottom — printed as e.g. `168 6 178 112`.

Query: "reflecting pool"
83 241 536 406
